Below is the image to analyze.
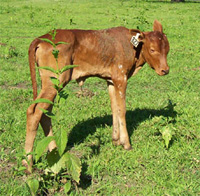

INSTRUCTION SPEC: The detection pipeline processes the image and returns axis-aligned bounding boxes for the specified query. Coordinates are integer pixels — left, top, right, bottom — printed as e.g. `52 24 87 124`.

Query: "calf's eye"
150 48 155 53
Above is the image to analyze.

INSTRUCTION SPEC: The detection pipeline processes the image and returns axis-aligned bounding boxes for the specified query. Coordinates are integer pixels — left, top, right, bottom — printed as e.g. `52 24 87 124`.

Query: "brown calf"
23 20 169 172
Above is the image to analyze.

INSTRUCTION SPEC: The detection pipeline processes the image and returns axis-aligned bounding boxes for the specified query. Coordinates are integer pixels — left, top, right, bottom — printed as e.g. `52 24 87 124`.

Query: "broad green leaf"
64 181 71 194
39 108 56 120
59 65 78 74
27 178 39 196
55 129 68 156
49 152 81 181
161 127 173 149
59 83 63 89
49 152 66 174
54 84 61 92
18 166 27 172
50 77 61 91
40 38 55 47
47 148 60 167
63 152 81 183
32 98 54 105
35 136 55 162
58 90 68 104
38 66 58 74
55 41 68 46
59 90 68 99
50 77 60 86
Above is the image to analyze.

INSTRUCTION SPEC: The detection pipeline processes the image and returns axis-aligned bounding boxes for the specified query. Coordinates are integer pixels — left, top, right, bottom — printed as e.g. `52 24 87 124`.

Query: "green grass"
0 0 200 195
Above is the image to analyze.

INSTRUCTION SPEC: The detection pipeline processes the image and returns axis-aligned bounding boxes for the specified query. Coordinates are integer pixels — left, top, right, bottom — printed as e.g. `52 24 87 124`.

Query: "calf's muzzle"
161 68 169 75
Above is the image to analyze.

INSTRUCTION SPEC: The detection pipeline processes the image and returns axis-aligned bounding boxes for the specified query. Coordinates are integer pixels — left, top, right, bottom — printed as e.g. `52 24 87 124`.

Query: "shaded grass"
0 0 200 195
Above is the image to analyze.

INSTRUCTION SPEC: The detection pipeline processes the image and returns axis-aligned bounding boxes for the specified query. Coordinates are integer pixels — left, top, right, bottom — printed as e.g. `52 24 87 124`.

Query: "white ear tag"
130 33 140 47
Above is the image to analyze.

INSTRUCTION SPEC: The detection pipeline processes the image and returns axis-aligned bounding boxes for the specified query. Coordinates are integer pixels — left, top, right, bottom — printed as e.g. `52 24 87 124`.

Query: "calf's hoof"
123 144 132 151
112 139 120 146
22 159 32 174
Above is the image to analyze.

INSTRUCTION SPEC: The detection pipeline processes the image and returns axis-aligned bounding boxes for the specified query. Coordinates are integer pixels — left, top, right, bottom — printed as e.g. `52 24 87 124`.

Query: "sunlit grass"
0 0 199 195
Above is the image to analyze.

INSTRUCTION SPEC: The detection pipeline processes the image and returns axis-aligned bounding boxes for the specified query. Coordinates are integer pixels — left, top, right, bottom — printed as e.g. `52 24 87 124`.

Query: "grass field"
0 0 200 195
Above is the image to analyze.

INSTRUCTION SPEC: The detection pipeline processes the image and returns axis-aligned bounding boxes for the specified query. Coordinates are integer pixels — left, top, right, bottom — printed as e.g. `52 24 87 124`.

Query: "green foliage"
40 38 55 47
26 30 81 194
55 128 68 156
0 45 20 59
160 126 173 149
32 98 54 105
151 115 175 148
26 178 39 196
35 136 55 162
38 66 58 74
64 181 71 194
64 153 82 184
49 29 57 41
60 65 79 74
39 108 56 120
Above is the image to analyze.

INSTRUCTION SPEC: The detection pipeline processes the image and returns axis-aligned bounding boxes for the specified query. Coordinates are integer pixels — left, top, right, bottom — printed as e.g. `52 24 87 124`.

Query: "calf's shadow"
67 100 176 190
68 100 177 147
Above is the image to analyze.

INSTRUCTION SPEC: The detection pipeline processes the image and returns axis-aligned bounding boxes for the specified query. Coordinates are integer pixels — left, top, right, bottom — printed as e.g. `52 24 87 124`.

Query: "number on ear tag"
130 33 140 47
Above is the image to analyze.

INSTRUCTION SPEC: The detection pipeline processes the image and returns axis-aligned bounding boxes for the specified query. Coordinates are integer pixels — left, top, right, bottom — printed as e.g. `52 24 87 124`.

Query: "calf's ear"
129 29 145 42
153 20 163 32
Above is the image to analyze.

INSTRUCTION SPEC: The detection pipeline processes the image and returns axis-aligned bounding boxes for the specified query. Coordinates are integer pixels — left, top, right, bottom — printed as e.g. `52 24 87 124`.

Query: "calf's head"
133 20 170 76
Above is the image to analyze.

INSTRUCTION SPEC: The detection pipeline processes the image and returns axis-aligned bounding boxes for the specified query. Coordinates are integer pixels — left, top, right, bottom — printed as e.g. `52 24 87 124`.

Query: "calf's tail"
28 38 41 100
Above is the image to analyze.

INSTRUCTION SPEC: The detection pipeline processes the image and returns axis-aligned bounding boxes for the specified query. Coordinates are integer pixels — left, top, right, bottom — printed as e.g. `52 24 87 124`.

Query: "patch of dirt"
0 159 15 174
184 66 200 71
191 67 200 71
0 82 30 90
75 88 95 98
0 42 6 46
12 82 29 89
0 146 15 176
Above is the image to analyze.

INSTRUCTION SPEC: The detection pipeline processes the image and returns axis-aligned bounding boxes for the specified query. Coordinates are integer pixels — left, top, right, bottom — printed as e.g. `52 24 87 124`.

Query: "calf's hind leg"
40 105 57 151
22 87 57 173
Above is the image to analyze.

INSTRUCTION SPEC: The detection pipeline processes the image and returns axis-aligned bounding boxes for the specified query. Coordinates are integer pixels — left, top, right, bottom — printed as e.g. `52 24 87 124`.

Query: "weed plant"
25 30 81 195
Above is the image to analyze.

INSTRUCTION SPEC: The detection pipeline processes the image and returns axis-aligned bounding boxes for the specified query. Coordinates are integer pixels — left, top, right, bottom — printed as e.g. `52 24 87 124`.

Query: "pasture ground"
0 0 200 195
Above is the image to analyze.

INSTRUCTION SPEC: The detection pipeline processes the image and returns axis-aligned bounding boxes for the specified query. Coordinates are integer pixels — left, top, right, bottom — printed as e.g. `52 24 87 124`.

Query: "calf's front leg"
108 75 132 150
108 83 120 146
114 77 132 150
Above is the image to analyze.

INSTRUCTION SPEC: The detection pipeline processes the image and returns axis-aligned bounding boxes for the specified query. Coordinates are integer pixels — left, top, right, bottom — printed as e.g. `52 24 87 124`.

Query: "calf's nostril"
162 69 169 75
